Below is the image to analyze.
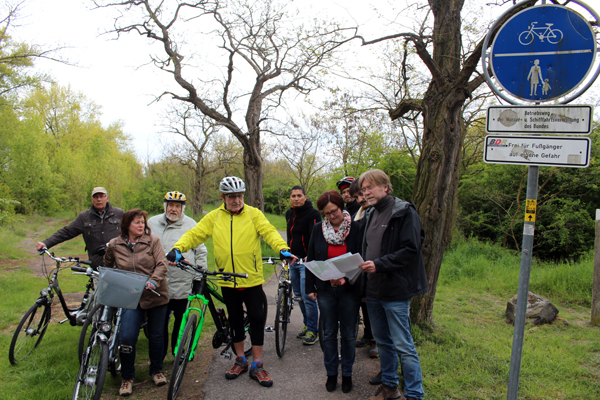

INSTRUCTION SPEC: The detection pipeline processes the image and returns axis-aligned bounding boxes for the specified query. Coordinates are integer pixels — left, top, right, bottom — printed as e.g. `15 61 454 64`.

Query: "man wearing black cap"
336 177 361 219
35 186 124 269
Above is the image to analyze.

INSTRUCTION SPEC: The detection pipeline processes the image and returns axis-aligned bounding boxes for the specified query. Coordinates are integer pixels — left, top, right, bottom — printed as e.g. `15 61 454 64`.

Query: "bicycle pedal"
265 325 274 332
223 352 232 360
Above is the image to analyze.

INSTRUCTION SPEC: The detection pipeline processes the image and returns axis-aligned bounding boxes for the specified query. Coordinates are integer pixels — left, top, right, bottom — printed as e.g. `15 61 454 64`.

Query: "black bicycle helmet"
336 177 355 191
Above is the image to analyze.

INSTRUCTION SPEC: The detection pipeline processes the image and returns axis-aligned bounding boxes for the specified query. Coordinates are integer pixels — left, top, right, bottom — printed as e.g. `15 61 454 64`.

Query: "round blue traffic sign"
491 4 596 102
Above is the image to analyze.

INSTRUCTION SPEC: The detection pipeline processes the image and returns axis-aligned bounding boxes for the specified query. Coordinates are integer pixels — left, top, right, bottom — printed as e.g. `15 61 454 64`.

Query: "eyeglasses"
323 208 340 217
361 185 376 193
225 193 244 199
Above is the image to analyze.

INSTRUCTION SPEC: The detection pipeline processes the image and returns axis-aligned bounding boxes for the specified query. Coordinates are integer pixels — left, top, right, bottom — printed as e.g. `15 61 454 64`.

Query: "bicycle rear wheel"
9 301 51 365
78 303 103 363
72 336 109 400
168 313 198 400
274 287 289 357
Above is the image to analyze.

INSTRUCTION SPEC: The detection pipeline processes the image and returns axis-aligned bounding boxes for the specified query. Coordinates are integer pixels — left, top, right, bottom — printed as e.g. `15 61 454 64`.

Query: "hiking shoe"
302 331 318 345
249 363 273 387
369 370 383 385
367 384 402 400
151 372 167 386
225 357 248 380
296 325 309 338
119 378 134 396
356 336 369 347
369 341 380 358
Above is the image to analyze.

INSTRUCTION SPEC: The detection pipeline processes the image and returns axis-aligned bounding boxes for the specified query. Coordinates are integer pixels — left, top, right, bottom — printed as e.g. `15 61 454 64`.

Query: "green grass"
5 214 598 399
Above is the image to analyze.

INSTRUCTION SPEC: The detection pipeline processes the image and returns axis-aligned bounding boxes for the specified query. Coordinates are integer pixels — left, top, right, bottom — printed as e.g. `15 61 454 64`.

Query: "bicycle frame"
41 251 95 326
173 275 233 360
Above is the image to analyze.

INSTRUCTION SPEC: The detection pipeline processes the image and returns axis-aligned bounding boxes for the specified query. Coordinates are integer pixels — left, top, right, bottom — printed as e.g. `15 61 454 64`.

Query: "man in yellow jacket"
167 176 293 388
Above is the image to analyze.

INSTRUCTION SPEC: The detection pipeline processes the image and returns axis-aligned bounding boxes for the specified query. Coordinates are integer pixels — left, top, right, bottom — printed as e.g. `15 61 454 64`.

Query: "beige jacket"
104 233 169 309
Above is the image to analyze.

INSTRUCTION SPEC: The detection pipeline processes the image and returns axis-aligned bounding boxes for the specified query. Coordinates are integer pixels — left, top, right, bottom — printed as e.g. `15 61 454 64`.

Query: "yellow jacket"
173 204 287 288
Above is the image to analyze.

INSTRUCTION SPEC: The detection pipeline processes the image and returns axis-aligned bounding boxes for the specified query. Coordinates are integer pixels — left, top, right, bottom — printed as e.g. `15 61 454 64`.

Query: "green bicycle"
167 260 267 400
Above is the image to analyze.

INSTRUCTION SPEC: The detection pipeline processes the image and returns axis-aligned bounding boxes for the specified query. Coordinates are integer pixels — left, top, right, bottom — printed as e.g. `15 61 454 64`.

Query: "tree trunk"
409 0 466 325
243 137 264 211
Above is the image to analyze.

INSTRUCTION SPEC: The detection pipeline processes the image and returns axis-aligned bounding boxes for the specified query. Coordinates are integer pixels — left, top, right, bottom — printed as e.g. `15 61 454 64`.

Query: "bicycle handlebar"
177 259 249 279
70 266 98 276
39 248 94 266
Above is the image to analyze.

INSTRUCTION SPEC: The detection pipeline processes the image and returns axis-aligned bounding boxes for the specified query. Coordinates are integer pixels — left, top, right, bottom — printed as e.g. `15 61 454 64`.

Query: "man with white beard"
148 191 208 357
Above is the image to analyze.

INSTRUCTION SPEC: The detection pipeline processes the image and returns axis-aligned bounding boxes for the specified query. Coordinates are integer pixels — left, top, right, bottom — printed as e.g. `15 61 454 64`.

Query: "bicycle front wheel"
274 288 289 357
9 301 51 365
168 313 198 400
78 303 104 364
72 336 109 400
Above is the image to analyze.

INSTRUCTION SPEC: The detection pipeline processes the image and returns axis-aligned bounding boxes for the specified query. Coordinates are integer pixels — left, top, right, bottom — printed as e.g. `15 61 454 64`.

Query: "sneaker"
302 331 318 345
225 357 248 380
356 336 369 347
119 378 134 396
151 372 167 386
369 370 383 385
369 341 380 358
296 325 309 339
367 384 402 400
249 362 273 387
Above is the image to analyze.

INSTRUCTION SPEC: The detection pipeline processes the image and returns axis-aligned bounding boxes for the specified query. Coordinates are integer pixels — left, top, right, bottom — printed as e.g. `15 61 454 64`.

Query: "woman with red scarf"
305 190 362 394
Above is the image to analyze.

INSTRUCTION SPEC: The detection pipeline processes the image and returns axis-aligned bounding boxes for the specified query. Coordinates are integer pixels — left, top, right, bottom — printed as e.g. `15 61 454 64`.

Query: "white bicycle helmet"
220 176 246 193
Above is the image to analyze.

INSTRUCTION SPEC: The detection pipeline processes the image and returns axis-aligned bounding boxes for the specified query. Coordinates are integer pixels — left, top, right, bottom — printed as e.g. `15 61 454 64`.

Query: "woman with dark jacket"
103 209 169 396
305 190 362 394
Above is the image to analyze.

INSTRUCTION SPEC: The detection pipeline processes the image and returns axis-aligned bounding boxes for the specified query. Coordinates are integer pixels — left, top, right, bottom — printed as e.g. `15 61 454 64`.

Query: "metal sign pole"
507 165 539 400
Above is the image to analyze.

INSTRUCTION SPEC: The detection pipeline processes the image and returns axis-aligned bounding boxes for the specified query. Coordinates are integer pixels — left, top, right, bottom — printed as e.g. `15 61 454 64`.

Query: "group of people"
36 169 428 400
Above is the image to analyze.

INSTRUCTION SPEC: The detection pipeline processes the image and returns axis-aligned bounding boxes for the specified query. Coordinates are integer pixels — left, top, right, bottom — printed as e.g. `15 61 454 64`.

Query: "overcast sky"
11 0 600 162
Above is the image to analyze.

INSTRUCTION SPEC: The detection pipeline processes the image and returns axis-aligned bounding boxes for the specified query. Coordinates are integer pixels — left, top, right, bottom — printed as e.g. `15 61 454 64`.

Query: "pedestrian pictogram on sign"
525 199 537 222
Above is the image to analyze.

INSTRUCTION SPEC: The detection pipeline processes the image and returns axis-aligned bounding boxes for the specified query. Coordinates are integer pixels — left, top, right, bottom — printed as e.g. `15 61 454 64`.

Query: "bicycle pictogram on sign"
518 22 563 45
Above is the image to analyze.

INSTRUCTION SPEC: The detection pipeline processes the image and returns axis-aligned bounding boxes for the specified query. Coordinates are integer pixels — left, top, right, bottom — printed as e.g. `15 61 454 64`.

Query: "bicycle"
8 248 96 365
518 22 563 45
167 260 267 400
72 300 123 400
263 256 295 357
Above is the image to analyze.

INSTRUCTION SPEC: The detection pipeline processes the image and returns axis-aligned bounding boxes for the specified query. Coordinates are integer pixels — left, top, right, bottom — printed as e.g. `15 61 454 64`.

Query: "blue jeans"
317 287 360 376
366 296 425 399
120 304 168 379
290 263 318 333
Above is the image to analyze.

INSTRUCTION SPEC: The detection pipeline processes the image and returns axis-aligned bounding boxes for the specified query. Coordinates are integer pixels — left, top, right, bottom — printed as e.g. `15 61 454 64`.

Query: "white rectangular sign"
486 105 593 134
484 136 591 168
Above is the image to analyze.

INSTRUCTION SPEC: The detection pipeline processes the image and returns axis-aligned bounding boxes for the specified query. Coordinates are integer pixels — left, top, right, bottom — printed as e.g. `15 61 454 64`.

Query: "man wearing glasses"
35 187 123 269
358 169 428 400
167 176 293 388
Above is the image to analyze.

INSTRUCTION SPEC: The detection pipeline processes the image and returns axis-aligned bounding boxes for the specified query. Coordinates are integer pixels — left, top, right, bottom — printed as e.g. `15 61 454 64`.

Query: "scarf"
322 210 352 245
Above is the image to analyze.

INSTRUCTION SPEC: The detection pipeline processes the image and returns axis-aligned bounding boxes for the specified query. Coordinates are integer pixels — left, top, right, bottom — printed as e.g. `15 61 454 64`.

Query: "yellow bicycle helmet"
164 191 187 203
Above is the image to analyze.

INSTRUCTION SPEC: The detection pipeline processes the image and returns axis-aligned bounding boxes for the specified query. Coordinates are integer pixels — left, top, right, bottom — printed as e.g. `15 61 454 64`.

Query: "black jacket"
305 221 363 294
43 203 124 269
345 200 361 219
361 197 428 301
285 200 321 259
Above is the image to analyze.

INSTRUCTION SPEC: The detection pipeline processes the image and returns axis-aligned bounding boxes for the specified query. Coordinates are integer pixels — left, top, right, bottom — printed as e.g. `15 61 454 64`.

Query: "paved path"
201 272 381 400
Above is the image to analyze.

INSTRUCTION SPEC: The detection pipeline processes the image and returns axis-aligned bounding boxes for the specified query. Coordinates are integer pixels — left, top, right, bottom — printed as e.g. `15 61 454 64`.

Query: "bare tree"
353 0 538 324
161 104 238 215
93 0 355 210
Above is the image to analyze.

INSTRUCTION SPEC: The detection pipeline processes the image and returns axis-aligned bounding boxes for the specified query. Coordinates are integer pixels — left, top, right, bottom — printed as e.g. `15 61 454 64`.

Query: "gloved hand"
145 280 157 291
166 248 182 263
280 249 293 261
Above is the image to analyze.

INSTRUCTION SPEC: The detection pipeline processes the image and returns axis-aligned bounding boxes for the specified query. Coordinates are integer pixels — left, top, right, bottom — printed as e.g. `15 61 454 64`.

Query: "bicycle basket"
97 267 149 310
